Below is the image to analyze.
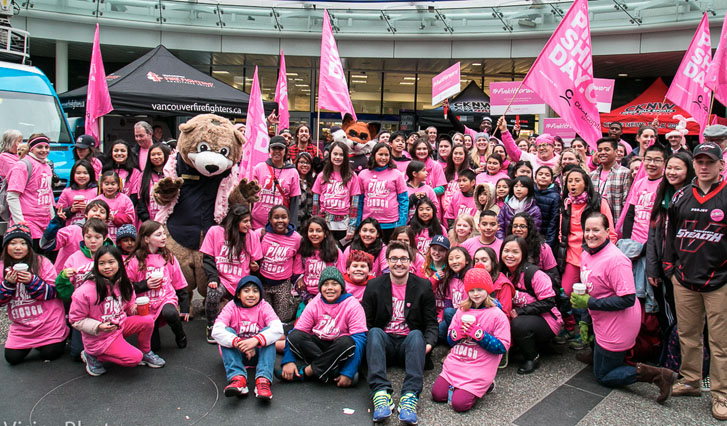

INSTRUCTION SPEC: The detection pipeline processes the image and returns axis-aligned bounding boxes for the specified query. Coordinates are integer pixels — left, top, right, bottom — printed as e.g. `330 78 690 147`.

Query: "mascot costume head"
333 113 381 173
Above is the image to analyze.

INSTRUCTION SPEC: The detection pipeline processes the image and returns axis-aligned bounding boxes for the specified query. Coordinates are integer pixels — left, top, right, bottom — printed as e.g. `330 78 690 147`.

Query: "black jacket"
534 183 561 250
361 273 439 347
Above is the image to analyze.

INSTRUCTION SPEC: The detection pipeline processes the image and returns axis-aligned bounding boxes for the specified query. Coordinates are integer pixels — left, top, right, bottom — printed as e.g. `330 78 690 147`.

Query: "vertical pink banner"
666 13 712 142
85 23 113 146
706 10 727 107
318 11 356 120
522 0 601 150
240 66 270 181
275 50 290 131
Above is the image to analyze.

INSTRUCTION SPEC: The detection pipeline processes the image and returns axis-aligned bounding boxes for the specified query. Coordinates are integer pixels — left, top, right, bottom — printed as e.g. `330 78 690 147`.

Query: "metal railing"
0 23 29 63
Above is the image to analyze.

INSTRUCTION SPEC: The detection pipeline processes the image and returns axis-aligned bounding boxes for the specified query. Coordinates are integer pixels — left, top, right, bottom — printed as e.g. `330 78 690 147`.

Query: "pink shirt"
88 157 103 178
345 276 371 302
512 270 563 335
297 248 345 295
125 253 187 319
414 227 446 257
69 279 136 356
133 173 162 225
199 226 263 295
393 158 410 175
312 172 361 216
93 193 136 242
411 252 425 277
358 168 407 224
384 283 410 335
580 243 641 352
7 155 54 238
54 225 83 274
58 187 98 225
625 177 662 244
424 157 447 189
259 231 303 281
295 294 368 340
343 245 387 277
461 236 503 260
476 171 509 186
216 299 279 339
0 151 19 180
251 163 301 229
440 174 460 220
2 257 69 350
501 131 559 173
62 250 95 289
538 243 558 271
114 167 141 197
441 306 510 397
447 276 466 307
138 146 149 172
444 191 476 220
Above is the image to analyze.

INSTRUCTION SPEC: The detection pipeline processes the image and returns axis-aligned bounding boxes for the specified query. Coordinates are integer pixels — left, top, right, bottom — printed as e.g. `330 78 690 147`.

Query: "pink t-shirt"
384 282 410 335
312 172 361 216
358 168 407 224
93 193 136 242
54 225 83 274
625 177 662 244
62 249 95 289
580 242 641 352
114 167 142 197
440 174 460 220
7 155 54 238
87 157 103 178
393 158 410 175
424 158 447 188
345 276 371 302
538 243 558 271
215 298 279 339
476 171 509 187
411 252 425 277
512 270 563 336
447 276 466 307
259 231 303 281
69 279 136 356
58 187 98 225
251 163 301 229
461 236 503 260
295 294 368 341
134 173 162 224
2 257 69 350
199 226 263 295
138 146 149 172
414 226 446 257
444 191 477 220
297 248 345 295
407 183 440 220
343 245 387 277
0 151 19 180
125 253 187 319
441 306 511 397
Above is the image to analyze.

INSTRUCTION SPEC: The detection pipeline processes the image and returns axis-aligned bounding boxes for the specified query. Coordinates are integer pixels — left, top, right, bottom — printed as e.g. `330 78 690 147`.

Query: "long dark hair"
127 220 175 271
507 212 543 264
445 144 470 181
103 139 137 174
408 197 444 239
499 235 529 283
510 176 535 201
295 152 315 188
366 143 397 170
474 246 501 283
650 152 695 226
139 143 170 206
222 204 250 262
509 160 533 179
73 142 98 162
561 168 601 215
92 245 133 304
98 170 123 196
443 246 471 286
350 217 384 258
1 236 40 277
320 141 353 185
69 159 97 190
299 217 338 263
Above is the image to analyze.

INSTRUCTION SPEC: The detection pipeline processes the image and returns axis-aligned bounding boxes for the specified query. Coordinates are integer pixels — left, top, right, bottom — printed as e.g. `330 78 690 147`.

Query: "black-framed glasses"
387 257 411 264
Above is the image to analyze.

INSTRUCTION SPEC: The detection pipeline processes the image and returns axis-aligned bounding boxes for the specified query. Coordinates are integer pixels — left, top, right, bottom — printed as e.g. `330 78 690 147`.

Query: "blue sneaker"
398 392 419 425
140 351 166 368
81 351 106 376
372 390 394 422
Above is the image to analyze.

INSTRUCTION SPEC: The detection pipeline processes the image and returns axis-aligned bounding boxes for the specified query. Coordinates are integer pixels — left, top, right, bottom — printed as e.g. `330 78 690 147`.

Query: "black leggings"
5 341 65 365
156 303 182 328
511 314 555 360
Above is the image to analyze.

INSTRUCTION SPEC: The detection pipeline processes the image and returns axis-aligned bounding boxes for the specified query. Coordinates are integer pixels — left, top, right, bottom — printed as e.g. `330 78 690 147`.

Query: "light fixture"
618 73 628 77
295 84 309 87
212 70 230 74
352 75 368 79
294 78 304 81
286 72 298 76
403 77 417 80
472 62 481 66
400 82 415 85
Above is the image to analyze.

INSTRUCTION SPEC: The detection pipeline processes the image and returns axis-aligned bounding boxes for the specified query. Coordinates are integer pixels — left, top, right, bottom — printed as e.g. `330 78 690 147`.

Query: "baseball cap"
704 124 727 140
75 134 95 149
430 235 450 251
269 135 287 149
692 142 723 161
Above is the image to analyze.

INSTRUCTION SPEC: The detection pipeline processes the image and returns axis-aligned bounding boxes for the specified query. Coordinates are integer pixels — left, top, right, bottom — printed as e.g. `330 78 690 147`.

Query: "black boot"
170 321 187 349
517 355 540 375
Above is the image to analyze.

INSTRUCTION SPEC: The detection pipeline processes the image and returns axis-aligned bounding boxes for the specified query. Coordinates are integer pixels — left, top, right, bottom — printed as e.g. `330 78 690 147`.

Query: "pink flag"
706 11 727 107
522 0 601 150
275 50 290 131
666 13 712 142
85 23 112 146
318 11 356 120
240 66 270 180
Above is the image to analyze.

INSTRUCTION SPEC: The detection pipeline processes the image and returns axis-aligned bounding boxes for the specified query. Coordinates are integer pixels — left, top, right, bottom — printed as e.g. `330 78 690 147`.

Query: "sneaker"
398 392 419 425
80 351 106 377
554 330 575 345
486 381 495 394
140 351 166 368
713 397 727 421
224 375 248 398
372 390 394 422
498 352 509 369
206 325 216 344
569 336 588 351
255 377 273 400
702 376 711 392
672 381 702 397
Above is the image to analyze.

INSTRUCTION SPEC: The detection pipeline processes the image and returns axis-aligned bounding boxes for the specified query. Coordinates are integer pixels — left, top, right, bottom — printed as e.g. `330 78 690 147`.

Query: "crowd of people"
1 115 726 423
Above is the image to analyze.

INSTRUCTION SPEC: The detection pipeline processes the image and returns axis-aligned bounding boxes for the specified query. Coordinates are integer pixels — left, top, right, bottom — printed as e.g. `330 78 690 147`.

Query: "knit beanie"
319 266 345 292
3 224 33 249
116 224 137 243
464 264 493 294
536 134 555 146
475 132 489 142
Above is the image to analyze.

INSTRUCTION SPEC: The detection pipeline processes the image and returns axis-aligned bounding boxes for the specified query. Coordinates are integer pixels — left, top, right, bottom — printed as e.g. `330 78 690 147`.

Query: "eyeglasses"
643 157 665 164
512 224 528 229
387 257 411 264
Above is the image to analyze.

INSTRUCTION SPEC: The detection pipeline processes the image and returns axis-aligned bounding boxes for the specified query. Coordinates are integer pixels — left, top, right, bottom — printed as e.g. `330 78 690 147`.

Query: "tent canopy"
60 45 273 118
449 81 490 114
600 78 700 135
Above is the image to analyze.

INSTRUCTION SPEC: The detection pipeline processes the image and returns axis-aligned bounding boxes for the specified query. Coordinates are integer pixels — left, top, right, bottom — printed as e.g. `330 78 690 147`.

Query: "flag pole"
494 80 526 139
708 91 715 121
316 107 321 157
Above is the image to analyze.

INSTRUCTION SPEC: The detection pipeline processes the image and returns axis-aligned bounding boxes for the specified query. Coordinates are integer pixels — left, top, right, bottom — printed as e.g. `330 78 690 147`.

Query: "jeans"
220 327 275 382
366 327 426 397
438 308 456 343
593 342 637 388
70 328 83 359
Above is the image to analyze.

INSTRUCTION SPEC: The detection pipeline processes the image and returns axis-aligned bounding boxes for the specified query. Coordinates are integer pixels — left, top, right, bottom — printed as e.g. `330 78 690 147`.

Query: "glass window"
416 73 434 111
383 72 415 114
287 67 312 112
349 71 381 114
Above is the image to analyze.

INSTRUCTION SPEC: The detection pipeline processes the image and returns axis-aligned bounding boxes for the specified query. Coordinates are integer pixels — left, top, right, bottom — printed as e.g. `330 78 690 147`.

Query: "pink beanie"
535 134 555 146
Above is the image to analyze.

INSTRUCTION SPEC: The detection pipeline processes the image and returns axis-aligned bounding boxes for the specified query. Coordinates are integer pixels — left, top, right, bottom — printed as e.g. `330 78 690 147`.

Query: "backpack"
520 263 571 318
0 158 33 222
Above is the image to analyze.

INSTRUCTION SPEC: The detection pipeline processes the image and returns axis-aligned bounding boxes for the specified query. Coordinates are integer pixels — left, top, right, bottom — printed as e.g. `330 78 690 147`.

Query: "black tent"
60 45 272 118
449 81 490 114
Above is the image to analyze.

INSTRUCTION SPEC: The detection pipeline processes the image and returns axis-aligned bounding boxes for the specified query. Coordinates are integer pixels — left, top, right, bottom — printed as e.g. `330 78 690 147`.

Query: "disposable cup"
74 195 85 201
151 270 164 280
136 296 150 316
13 263 28 272
461 314 476 325
572 283 587 295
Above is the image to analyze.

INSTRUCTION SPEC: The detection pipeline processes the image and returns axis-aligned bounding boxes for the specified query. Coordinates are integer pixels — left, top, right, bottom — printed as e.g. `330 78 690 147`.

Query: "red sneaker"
255 377 273 401
224 375 248 398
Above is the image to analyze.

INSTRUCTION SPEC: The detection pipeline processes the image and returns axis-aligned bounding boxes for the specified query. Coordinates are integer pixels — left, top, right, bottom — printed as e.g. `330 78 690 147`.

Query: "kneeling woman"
572 213 676 403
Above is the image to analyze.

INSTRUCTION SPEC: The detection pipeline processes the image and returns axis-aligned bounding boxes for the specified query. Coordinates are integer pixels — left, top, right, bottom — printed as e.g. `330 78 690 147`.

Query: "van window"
0 90 72 143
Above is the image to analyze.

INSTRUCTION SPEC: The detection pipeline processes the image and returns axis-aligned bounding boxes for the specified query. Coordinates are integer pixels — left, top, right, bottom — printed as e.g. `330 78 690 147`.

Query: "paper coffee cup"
136 296 150 316
461 314 476 325
13 263 28 272
74 195 85 201
151 270 163 280
572 283 587 295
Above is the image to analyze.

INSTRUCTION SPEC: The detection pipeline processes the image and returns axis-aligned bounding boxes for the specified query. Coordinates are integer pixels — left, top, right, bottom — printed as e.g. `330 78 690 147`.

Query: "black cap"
269 135 287 149
692 142 723 161
75 134 95 149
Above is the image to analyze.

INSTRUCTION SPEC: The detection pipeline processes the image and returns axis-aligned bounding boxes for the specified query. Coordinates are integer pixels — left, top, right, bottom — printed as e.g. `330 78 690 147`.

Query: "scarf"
565 191 588 208
507 196 527 212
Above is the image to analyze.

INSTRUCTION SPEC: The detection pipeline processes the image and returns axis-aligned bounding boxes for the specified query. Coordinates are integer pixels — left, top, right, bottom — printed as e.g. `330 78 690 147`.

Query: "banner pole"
494 80 526 139
708 91 715 122
316 107 321 157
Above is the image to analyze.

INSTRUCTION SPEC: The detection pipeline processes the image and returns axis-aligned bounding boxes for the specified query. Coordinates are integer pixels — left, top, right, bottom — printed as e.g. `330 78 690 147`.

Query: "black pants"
205 286 232 327
287 329 355 382
511 314 555 360
154 303 184 338
5 341 65 365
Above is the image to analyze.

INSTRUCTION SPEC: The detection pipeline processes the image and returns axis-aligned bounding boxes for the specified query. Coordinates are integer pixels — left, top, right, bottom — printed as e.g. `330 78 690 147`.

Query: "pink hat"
535 134 555 146
464 264 493 294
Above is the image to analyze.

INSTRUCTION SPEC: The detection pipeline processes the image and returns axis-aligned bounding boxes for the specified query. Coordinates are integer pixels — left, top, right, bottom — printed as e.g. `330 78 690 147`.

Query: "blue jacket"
534 184 561 249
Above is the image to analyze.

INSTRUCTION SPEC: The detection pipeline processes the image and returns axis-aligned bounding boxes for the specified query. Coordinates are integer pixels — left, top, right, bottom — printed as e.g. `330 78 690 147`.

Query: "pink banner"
490 81 545 115
85 23 112 146
240 66 270 181
318 11 356 120
593 78 615 113
522 0 601 150
666 13 712 142
706 10 727 107
275 50 290 131
543 118 576 139
432 62 461 106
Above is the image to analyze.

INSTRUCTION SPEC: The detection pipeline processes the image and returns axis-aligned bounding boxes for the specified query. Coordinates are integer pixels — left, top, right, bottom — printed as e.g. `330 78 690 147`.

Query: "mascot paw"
234 178 261 206
154 177 184 205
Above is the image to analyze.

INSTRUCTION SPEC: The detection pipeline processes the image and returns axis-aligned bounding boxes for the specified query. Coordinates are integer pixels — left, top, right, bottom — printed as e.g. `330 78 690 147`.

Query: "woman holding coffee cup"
1 224 68 365
572 212 676 403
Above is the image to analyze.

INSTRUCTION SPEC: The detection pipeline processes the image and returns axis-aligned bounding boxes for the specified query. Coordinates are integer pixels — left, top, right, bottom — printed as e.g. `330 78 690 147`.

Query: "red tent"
600 78 701 135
